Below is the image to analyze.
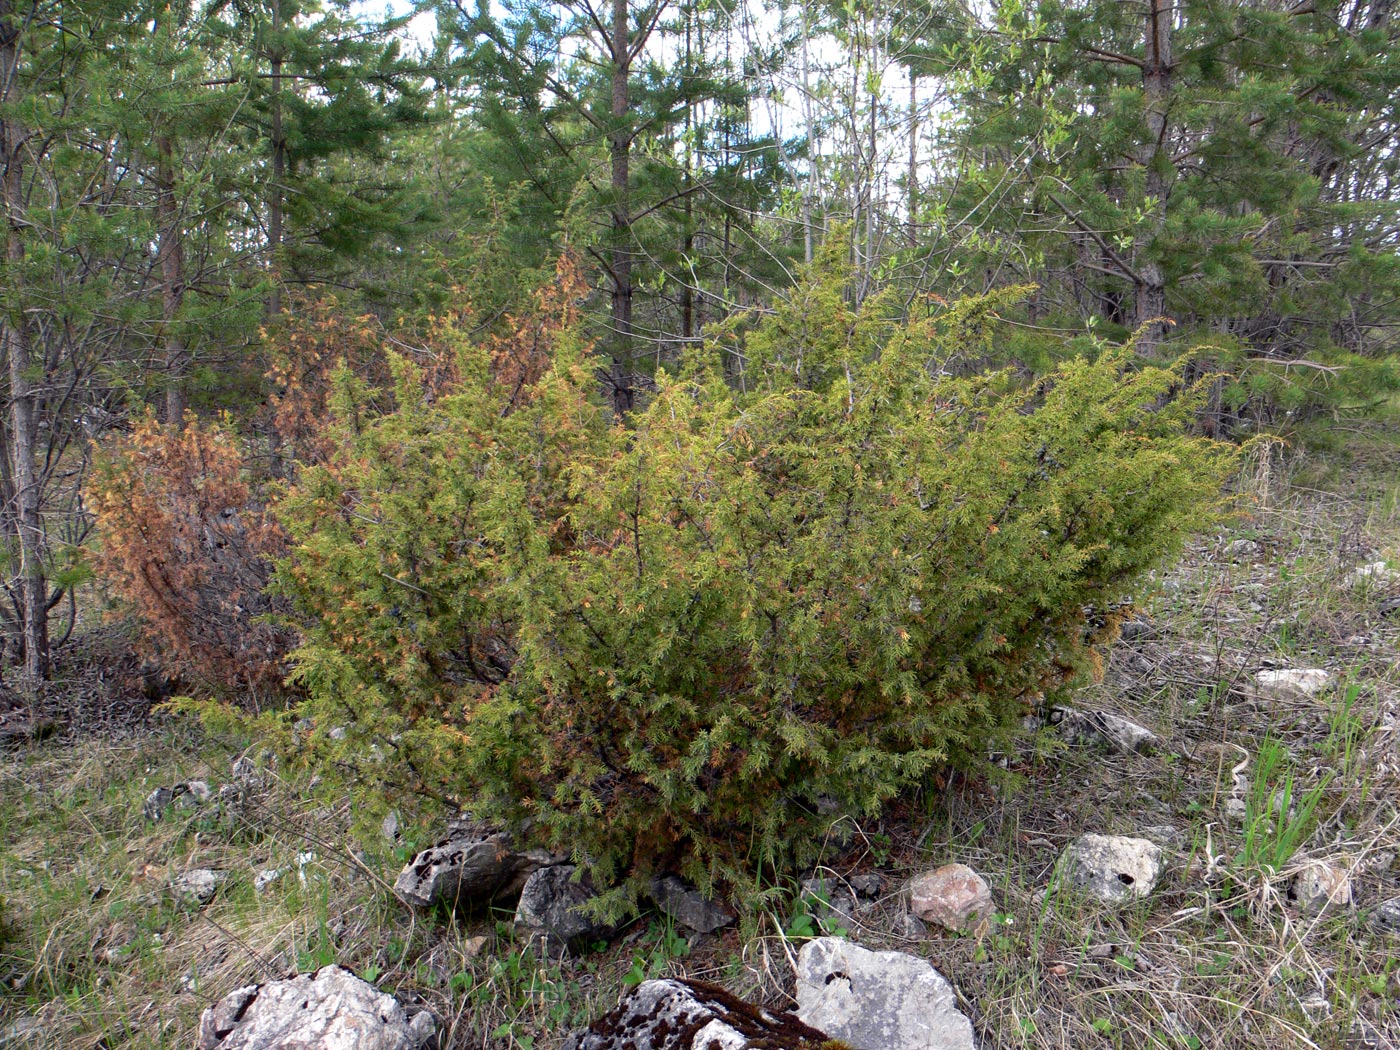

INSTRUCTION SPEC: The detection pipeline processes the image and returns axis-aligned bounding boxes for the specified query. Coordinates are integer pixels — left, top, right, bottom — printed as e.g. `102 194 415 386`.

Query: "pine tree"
930 0 1400 365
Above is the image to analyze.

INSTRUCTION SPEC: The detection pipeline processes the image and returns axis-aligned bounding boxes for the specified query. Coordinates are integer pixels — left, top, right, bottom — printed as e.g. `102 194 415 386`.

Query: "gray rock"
909 864 995 934
1224 538 1258 559
142 787 173 821
848 873 884 899
899 913 929 939
0 1016 45 1048
795 937 977 1050
1254 669 1330 703
382 810 400 843
1369 897 1400 934
196 966 437 1050
393 831 552 910
174 781 212 810
514 864 618 954
1344 562 1396 589
1118 618 1155 641
648 875 736 934
561 978 832 1050
172 869 225 906
1057 834 1161 903
1288 862 1353 913
253 868 284 893
1056 709 1159 754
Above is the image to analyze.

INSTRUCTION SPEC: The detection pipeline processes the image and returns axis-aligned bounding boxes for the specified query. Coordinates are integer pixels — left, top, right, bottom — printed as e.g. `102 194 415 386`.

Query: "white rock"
253 868 284 893
1057 709 1159 754
1344 562 1395 589
172 869 225 906
196 966 436 1049
1057 834 1161 903
795 937 977 1050
909 864 995 934
1254 669 1331 703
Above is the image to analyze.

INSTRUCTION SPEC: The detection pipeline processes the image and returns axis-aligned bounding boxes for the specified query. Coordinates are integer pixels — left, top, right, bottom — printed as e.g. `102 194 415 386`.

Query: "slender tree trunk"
679 6 694 342
1134 0 1172 353
0 0 48 679
799 0 815 265
608 0 634 415
907 72 918 247
157 135 187 425
266 0 285 317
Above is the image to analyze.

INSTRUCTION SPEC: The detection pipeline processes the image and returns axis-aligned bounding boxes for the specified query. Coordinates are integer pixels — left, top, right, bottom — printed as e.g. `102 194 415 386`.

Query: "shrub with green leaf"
272 250 1236 905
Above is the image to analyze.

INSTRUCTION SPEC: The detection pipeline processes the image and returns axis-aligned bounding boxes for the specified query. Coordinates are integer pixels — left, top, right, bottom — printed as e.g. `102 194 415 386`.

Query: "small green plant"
621 921 691 987
784 899 819 941
1323 677 1365 780
1238 737 1331 875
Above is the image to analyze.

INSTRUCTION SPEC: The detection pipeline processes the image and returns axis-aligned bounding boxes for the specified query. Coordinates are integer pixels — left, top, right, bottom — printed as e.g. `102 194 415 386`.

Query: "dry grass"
1 436 1398 1048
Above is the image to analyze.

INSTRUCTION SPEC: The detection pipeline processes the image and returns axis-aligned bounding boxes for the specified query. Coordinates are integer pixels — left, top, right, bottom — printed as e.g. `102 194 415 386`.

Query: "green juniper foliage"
271 248 1236 907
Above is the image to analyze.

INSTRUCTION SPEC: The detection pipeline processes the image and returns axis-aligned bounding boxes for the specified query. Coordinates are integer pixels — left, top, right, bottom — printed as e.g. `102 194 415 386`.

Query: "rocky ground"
1 438 1398 1049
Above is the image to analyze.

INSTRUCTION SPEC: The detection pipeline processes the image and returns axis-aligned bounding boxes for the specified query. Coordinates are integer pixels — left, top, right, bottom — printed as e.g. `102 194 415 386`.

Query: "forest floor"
1 431 1399 1050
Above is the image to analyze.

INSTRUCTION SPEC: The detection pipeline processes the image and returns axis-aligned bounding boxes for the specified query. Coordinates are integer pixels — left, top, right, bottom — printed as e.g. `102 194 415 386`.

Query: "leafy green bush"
272 252 1236 905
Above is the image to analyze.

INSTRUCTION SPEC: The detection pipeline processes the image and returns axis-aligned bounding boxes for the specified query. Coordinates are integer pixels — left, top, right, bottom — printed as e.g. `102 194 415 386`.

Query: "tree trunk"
157 134 187 425
799 1 815 265
608 0 634 415
907 73 918 247
1134 0 1172 354
266 0 285 317
0 0 48 679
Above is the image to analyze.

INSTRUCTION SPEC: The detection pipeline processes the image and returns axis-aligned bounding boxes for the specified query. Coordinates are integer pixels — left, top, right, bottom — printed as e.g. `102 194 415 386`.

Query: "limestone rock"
561 978 833 1050
142 787 173 822
514 864 618 954
795 937 977 1050
1289 862 1353 913
1369 897 1400 934
0 1016 45 1047
1056 709 1159 754
847 873 884 899
196 966 437 1050
649 875 736 934
174 781 212 810
1224 538 1258 559
1057 834 1161 903
909 864 995 934
1254 669 1331 703
144 781 214 821
1118 618 1155 641
172 868 225 906
1344 562 1396 589
393 830 552 910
